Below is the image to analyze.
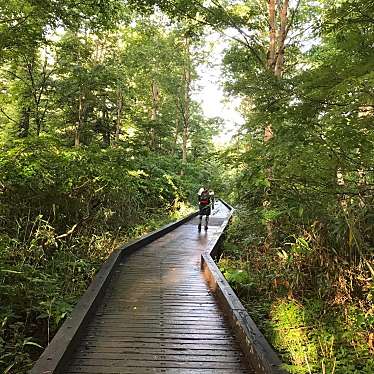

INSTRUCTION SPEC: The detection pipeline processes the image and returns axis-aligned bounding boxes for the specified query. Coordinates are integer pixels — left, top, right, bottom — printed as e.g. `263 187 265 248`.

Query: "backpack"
199 190 210 205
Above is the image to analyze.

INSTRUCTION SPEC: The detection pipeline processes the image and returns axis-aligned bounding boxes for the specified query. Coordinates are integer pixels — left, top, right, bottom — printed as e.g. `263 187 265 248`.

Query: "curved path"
64 201 253 373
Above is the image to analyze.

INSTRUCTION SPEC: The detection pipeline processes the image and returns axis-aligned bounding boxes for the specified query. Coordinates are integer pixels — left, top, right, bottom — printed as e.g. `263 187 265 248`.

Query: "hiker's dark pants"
199 205 211 226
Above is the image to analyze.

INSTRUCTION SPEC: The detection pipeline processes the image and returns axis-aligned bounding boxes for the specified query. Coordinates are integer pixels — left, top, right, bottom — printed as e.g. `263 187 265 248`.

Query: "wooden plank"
89 324 228 331
76 341 241 350
34 202 254 374
100 305 221 312
93 318 227 325
95 315 226 322
73 352 243 363
87 323 230 331
105 296 216 302
85 334 234 342
73 347 242 355
87 324 231 331
80 335 236 343
95 312 225 318
66 368 251 374
99 301 218 307
105 297 217 302
68 358 247 369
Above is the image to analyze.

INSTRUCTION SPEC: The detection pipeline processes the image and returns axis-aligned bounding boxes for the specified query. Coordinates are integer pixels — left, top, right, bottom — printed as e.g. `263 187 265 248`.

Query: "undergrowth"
0 137 199 373
219 208 374 374
0 206 193 374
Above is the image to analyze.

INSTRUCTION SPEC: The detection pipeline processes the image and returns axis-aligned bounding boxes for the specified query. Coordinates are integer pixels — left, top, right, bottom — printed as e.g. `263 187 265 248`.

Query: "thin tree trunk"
264 125 273 142
336 167 348 211
267 0 277 70
182 66 190 165
35 111 41 136
25 55 42 136
263 126 273 248
174 112 179 156
19 106 30 137
263 1 294 248
264 0 278 143
357 168 367 207
150 80 159 149
35 52 50 136
75 92 83 148
181 36 191 175
102 106 110 147
275 0 289 77
263 0 278 248
115 88 123 145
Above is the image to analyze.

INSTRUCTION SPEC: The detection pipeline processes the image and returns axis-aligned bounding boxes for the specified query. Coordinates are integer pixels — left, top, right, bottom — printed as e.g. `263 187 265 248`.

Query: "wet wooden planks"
64 202 253 374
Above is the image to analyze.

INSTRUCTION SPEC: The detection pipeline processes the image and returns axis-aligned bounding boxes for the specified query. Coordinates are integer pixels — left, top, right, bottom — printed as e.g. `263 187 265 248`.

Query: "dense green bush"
219 206 374 373
0 136 206 373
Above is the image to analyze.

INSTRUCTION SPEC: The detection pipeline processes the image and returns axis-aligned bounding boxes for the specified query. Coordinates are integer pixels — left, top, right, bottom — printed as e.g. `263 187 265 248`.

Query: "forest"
0 1 373 373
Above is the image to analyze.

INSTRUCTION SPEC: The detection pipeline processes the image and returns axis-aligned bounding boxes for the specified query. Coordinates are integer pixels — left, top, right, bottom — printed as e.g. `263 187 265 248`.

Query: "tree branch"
0 107 18 123
285 0 301 40
208 0 266 67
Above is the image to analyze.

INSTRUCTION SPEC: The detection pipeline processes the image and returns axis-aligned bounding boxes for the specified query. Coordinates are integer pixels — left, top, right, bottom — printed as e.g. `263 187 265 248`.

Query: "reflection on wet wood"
64 201 253 373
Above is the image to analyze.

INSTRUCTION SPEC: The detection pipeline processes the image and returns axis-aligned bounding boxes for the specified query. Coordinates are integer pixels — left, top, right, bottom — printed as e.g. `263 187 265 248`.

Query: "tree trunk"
19 106 30 137
263 0 280 248
102 107 110 147
115 88 123 145
181 36 191 175
181 74 190 172
264 0 278 142
35 111 41 136
262 1 293 249
265 0 291 140
263 125 273 248
275 0 289 77
264 125 273 142
336 167 348 212
150 80 159 149
174 110 180 156
75 92 83 148
25 55 42 136
267 0 277 70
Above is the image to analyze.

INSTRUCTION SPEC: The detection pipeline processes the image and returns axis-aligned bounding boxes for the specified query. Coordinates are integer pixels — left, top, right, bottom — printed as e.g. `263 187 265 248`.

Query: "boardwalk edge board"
30 210 198 374
202 199 286 374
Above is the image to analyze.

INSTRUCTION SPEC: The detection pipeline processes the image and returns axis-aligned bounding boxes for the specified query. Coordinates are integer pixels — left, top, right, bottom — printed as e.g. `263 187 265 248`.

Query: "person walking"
197 186 213 231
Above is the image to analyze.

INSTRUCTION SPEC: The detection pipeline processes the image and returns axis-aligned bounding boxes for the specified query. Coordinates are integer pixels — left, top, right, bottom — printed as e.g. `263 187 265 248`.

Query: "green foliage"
0 2 225 373
2 0 372 373
220 218 374 373
0 0 125 62
219 258 253 288
216 4 374 372
270 300 319 373
0 135 211 372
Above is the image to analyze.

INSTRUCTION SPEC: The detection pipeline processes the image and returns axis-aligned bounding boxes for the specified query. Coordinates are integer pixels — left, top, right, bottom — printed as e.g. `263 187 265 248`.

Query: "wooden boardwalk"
64 201 253 373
